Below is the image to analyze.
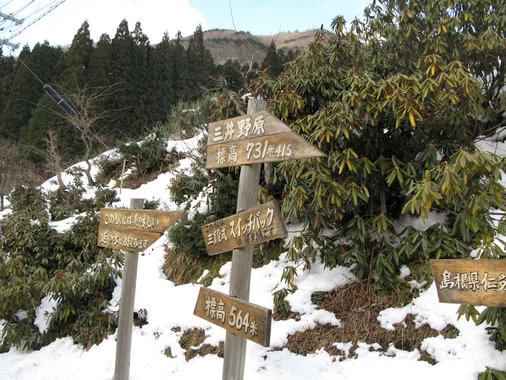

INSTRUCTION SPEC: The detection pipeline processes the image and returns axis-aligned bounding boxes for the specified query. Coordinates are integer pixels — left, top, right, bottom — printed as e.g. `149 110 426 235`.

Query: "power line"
17 57 44 85
17 56 78 117
0 0 68 49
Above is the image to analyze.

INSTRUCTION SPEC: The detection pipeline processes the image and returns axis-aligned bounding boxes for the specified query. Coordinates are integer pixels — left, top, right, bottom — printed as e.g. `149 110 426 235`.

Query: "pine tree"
19 95 62 163
87 33 114 143
109 19 152 138
58 21 94 88
186 24 216 99
0 51 15 122
23 22 94 165
0 43 62 143
261 41 283 77
129 21 150 134
110 19 137 138
88 33 113 89
170 31 190 101
147 32 175 123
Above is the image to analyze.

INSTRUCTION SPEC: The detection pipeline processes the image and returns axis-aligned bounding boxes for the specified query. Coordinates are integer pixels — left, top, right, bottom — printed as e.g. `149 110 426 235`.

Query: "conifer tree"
186 24 216 99
221 59 244 93
110 19 137 138
0 50 15 122
23 22 94 164
261 41 283 77
170 31 190 101
88 33 113 89
87 33 114 141
130 21 150 134
58 21 93 88
0 43 61 142
147 32 175 123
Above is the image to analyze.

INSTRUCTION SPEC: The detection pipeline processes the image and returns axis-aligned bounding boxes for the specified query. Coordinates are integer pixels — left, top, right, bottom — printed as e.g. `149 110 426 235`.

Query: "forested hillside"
0 21 297 196
0 0 505 378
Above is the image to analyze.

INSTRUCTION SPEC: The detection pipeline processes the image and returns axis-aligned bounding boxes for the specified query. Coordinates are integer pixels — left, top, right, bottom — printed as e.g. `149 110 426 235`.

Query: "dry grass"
163 240 284 286
163 247 229 286
177 328 224 361
281 281 459 361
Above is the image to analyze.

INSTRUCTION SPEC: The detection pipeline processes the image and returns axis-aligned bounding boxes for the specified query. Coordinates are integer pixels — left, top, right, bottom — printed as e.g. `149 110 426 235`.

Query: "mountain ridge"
182 28 318 65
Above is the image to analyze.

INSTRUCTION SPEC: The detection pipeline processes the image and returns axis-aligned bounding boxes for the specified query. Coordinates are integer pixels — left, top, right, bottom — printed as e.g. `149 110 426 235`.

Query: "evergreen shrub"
255 0 505 348
0 185 121 350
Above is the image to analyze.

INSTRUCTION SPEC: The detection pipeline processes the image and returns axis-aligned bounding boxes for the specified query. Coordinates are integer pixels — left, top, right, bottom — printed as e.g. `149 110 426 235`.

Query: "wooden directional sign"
194 287 272 347
431 259 506 307
97 209 183 252
206 111 325 169
202 201 287 256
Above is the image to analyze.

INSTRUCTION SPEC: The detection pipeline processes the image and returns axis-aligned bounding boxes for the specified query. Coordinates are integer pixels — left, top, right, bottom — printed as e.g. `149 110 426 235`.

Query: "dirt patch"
178 328 224 361
282 281 459 361
121 150 185 190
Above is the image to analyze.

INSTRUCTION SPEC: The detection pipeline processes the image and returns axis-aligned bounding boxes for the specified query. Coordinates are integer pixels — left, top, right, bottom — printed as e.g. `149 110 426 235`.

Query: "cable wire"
1 0 67 46
17 57 44 85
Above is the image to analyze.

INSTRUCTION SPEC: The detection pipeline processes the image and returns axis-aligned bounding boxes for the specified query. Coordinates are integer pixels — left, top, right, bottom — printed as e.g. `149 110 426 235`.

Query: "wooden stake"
222 98 266 380
114 198 144 380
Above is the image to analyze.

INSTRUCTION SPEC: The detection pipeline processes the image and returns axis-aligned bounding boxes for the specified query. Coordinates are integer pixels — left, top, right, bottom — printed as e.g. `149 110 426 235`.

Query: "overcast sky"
1 0 371 54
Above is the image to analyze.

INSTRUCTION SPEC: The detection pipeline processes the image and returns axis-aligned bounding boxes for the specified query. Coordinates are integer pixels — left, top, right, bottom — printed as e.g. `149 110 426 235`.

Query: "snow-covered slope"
0 133 505 380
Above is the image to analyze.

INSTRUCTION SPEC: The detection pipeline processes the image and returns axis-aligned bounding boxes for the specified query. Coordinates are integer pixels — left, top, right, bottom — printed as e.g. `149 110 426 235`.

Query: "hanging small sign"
201 201 287 256
97 209 183 252
194 287 272 347
206 111 325 169
431 259 506 307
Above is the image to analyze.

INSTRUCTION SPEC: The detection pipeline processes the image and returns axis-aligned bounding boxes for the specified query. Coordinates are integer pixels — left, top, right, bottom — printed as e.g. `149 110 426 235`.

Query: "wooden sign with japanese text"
194 287 272 347
97 209 183 252
97 227 162 252
431 259 506 307
206 111 325 169
202 201 287 256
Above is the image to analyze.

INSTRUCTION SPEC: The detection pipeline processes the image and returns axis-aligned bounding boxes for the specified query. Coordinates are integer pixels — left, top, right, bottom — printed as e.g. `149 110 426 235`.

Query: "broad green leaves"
255 0 505 298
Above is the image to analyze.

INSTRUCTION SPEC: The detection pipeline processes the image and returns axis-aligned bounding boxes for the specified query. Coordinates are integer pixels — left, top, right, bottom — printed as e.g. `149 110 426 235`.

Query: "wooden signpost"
194 287 272 347
97 208 183 252
206 110 325 169
97 202 182 380
202 200 287 256
431 259 506 307
195 98 325 380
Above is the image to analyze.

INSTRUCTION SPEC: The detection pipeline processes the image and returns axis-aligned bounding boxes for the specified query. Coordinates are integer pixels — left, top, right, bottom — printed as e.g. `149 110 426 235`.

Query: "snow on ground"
0 134 505 379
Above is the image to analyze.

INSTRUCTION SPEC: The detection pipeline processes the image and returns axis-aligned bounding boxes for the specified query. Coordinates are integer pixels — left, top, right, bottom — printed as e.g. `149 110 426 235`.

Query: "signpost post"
97 200 182 380
195 98 325 380
431 259 506 307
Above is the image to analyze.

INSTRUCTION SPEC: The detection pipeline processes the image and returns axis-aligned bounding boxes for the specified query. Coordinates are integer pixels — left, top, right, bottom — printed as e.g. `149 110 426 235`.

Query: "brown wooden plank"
431 259 506 307
99 209 183 233
208 111 290 146
202 201 287 256
193 287 272 347
97 226 162 252
206 132 325 169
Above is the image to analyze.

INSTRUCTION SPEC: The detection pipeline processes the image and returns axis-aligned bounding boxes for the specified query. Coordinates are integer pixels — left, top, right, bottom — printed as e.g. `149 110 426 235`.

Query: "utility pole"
0 11 22 49
0 11 23 25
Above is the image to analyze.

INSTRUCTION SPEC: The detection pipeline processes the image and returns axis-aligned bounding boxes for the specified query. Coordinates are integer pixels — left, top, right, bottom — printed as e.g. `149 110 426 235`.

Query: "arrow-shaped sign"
206 111 325 169
97 209 183 252
202 201 286 256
